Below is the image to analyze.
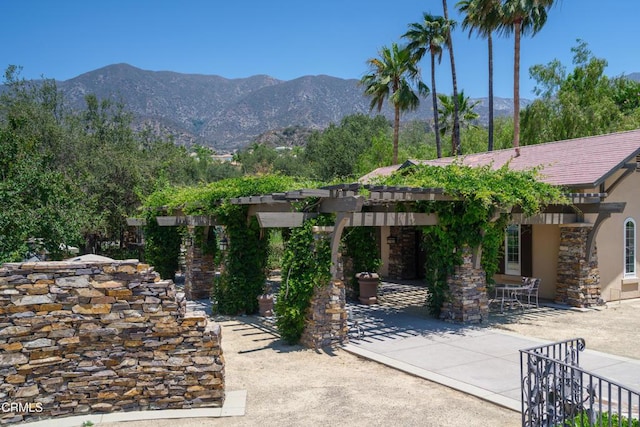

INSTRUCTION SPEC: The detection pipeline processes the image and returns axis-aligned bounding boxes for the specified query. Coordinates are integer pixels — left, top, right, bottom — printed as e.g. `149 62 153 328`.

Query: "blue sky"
3 0 639 99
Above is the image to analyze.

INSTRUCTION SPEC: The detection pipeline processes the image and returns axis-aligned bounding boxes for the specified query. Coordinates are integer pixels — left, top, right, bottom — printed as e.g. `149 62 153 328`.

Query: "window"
505 224 521 275
624 218 636 278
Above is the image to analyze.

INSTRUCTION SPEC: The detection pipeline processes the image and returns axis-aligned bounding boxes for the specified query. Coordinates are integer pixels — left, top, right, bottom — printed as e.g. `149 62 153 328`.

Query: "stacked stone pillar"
555 224 600 307
387 227 418 280
184 226 217 300
300 279 348 349
440 246 488 323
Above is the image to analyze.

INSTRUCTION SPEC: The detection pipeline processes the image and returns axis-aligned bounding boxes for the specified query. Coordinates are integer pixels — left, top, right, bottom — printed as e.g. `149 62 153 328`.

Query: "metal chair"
515 277 541 307
347 307 363 340
525 278 541 307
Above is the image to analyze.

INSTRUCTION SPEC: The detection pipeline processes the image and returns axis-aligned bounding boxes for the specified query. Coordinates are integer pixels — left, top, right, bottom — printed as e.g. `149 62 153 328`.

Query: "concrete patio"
343 281 640 412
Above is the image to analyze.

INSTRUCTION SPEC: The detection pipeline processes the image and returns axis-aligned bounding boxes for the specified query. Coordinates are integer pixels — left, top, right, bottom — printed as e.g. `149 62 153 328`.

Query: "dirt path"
102 315 519 427
102 298 640 427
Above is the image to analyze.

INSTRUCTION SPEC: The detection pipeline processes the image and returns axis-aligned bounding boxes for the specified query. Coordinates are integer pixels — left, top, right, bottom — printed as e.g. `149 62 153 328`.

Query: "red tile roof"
361 129 640 188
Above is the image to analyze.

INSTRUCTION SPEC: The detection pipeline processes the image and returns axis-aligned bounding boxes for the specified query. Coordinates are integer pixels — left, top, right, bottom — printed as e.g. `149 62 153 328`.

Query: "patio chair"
515 278 541 307
526 278 541 307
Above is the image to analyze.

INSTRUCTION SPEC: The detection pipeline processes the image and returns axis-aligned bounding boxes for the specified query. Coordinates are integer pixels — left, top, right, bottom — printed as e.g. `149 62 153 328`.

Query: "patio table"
493 284 527 312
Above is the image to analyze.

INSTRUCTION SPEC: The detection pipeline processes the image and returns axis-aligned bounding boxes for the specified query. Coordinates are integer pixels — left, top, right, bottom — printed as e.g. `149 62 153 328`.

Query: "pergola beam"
511 213 578 225
155 216 217 227
345 212 438 227
255 212 318 228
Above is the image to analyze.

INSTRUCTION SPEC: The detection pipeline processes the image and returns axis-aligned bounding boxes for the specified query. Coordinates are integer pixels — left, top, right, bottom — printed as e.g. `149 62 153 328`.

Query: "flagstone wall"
0 259 224 425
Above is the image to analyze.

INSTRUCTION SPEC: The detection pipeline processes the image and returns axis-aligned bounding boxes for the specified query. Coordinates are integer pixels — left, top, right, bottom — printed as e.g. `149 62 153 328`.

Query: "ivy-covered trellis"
140 163 571 347
141 175 323 314
373 163 568 317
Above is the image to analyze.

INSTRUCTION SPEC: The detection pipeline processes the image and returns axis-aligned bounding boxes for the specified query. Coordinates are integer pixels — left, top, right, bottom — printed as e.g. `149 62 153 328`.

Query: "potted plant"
257 283 274 317
343 227 382 304
355 271 379 305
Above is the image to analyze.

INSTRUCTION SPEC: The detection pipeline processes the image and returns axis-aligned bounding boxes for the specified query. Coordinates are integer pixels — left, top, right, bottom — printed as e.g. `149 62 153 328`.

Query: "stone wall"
0 259 224 425
556 225 601 307
439 246 488 323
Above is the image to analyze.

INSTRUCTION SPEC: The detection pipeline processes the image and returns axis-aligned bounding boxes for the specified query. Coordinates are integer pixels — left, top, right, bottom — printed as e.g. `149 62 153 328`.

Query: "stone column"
300 279 348 349
387 227 417 280
555 224 600 307
440 246 488 323
184 226 216 300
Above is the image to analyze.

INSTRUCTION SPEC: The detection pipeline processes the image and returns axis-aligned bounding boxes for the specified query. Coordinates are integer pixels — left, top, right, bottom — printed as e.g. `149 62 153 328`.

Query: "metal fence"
520 338 640 426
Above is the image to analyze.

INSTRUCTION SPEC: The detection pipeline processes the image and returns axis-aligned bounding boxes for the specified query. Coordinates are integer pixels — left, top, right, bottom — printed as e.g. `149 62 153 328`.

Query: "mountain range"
40 63 526 151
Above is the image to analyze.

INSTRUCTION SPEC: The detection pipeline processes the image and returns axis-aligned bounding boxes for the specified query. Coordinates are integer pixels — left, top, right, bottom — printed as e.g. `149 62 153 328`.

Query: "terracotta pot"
356 272 379 305
258 294 274 317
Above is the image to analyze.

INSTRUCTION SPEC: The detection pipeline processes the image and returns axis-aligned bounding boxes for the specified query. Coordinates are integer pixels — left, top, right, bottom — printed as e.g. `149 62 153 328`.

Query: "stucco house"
363 129 640 306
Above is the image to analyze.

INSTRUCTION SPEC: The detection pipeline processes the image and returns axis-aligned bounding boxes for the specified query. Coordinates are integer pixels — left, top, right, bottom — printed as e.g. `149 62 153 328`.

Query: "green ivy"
342 226 381 297
275 216 333 344
376 163 568 317
142 209 183 280
212 205 269 314
193 226 218 257
142 174 323 313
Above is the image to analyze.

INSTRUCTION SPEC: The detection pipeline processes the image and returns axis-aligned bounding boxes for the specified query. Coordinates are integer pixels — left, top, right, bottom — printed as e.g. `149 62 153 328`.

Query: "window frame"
624 218 637 278
505 224 521 276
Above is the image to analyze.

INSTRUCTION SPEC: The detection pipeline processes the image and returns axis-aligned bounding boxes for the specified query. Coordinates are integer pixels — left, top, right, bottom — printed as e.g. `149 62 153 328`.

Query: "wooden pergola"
126 182 625 346
131 183 624 280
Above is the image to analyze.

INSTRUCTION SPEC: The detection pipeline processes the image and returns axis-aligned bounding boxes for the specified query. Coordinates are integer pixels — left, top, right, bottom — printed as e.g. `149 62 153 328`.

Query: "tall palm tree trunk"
488 32 494 152
431 53 442 158
393 104 400 164
442 0 461 155
513 19 522 156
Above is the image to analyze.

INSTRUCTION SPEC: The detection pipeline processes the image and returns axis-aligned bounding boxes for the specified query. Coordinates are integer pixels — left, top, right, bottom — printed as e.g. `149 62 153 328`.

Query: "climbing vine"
142 208 183 280
275 215 333 344
212 204 269 314
142 174 323 314
375 162 568 316
342 226 381 297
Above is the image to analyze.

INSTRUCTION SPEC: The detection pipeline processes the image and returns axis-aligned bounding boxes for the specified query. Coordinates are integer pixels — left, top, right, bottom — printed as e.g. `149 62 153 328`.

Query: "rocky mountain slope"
51 63 520 151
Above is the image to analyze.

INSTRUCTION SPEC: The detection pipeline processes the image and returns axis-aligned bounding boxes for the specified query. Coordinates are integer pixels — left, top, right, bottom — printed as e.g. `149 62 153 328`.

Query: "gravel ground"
487 298 640 360
101 292 640 427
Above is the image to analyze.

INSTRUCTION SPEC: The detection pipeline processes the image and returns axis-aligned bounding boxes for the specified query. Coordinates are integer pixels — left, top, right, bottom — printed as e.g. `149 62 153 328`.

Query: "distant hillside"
626 72 640 82
38 64 525 151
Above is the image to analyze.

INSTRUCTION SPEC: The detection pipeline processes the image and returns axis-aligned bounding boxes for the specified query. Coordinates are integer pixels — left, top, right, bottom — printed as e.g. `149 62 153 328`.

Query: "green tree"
521 40 640 144
458 0 502 151
462 116 514 153
303 114 391 180
361 43 421 164
0 67 89 261
404 13 453 158
499 0 555 155
437 91 480 154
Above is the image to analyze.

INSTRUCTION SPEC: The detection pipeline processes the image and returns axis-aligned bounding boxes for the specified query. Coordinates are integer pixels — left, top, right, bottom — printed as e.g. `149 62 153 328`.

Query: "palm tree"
360 43 421 164
437 91 480 153
441 0 462 155
404 13 453 159
457 0 502 151
500 0 555 156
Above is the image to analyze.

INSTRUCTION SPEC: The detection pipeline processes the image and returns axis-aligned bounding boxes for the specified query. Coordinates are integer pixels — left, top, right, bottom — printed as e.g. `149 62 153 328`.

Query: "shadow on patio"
347 279 575 344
